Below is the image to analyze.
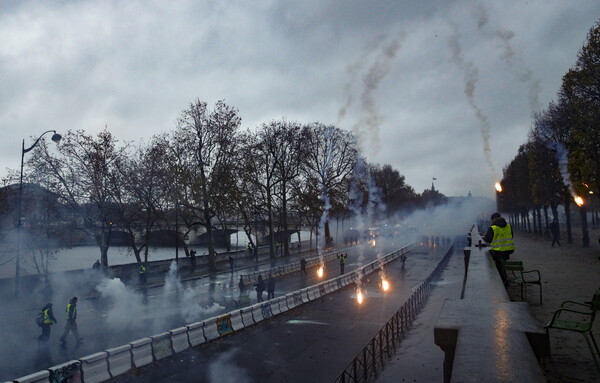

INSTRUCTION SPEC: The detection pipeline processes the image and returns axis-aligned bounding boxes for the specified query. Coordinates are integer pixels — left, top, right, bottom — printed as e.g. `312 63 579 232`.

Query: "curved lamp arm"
23 129 62 154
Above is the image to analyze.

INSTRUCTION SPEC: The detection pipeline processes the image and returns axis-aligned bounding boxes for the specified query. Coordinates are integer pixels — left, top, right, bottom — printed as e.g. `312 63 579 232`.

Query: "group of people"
37 296 83 347
254 274 276 302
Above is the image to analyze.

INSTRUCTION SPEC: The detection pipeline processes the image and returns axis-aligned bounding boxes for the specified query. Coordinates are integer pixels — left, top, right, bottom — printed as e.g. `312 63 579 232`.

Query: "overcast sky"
1 1 598 198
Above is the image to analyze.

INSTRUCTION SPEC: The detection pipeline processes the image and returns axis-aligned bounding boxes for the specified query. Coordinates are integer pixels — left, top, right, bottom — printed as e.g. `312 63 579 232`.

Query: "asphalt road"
1 238 410 381
109 242 450 383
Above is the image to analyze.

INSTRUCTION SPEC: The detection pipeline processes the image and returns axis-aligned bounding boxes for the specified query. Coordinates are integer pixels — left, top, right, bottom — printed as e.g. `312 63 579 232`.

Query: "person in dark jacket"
483 212 515 286
300 258 307 277
548 218 561 247
267 275 276 299
255 275 266 302
37 303 57 345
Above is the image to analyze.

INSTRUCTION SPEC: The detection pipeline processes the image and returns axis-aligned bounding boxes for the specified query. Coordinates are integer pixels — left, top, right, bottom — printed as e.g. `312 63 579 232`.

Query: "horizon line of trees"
497 21 600 247
1 100 447 274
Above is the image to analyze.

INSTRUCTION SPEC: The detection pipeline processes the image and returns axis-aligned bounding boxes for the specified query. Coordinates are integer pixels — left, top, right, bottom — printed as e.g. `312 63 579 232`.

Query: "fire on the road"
381 278 389 291
356 288 363 304
317 265 324 278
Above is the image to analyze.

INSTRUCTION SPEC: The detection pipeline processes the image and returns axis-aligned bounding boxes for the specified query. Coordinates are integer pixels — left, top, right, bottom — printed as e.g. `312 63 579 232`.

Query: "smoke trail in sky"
337 36 385 125
448 23 498 181
549 142 575 195
337 32 404 156
353 36 404 155
473 3 542 112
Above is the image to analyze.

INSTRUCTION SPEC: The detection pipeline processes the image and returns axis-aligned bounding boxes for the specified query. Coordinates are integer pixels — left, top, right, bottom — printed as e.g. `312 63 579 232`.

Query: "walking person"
190 249 197 272
60 297 82 344
229 256 235 273
139 263 148 286
484 212 515 287
255 275 266 303
548 218 561 247
337 253 348 275
267 274 275 299
238 275 246 294
300 258 307 277
37 303 57 345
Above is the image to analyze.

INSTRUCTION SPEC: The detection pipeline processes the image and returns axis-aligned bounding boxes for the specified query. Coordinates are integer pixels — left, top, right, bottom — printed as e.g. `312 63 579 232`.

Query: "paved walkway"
376 229 600 383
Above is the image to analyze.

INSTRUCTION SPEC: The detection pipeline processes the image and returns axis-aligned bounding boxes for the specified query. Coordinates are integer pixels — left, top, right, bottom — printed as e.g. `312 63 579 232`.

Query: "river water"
0 230 313 278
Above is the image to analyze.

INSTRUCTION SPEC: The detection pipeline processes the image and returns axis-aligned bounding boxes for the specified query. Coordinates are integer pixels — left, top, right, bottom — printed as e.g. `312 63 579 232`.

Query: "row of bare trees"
498 21 600 247
3 99 434 273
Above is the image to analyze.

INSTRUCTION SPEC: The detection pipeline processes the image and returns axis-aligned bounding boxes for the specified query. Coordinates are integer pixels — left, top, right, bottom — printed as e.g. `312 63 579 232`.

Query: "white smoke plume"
96 278 145 329
473 3 542 112
448 23 498 182
208 348 252 383
549 142 575 196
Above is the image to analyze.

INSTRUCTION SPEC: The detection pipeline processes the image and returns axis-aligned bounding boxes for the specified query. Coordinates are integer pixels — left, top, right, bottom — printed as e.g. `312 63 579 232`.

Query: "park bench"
545 288 600 373
502 260 543 305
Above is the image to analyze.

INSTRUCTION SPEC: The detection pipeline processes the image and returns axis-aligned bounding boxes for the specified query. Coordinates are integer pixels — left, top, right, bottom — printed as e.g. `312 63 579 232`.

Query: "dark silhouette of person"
238 275 245 294
255 275 265 302
267 275 275 299
60 297 82 344
37 303 57 345
229 256 235 273
337 253 348 274
549 218 561 247
190 249 197 271
300 258 307 277
92 260 100 270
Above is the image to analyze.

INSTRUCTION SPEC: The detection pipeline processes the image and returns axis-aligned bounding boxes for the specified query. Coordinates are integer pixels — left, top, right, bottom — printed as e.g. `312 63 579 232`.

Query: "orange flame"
317 265 324 278
495 182 502 192
381 278 389 291
357 289 363 304
574 195 584 206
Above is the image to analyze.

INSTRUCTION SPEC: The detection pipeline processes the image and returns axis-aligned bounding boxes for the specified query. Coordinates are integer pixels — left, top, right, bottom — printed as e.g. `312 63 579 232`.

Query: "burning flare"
317 265 324 278
574 195 584 207
381 278 389 291
356 288 363 304
495 182 502 192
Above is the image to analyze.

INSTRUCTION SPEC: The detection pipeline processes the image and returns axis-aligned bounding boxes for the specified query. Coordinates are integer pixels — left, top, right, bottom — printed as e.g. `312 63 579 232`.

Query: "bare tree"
175 99 241 271
29 129 126 267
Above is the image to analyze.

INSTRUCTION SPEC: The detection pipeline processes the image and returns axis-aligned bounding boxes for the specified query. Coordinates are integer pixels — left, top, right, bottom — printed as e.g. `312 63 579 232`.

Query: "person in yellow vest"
484 212 515 286
60 297 82 344
139 263 148 285
37 303 57 345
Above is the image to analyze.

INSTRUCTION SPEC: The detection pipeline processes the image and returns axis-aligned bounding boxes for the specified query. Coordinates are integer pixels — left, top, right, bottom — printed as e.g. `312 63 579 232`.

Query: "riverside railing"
334 242 454 383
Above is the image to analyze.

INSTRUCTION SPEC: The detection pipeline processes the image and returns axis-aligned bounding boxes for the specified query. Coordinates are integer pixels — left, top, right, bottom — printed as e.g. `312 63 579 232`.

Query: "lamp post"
16 130 62 292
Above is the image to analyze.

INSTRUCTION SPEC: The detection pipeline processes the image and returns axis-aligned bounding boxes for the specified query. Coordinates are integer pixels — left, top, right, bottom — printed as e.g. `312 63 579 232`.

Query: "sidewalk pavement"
508 230 600 382
376 229 600 383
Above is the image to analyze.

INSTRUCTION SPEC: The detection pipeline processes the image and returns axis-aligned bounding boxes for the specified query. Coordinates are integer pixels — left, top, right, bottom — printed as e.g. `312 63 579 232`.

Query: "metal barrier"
334 244 454 383
12 242 417 383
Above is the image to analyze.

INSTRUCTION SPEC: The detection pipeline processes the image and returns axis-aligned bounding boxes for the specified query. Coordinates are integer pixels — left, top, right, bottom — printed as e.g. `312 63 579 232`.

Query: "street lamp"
16 130 62 291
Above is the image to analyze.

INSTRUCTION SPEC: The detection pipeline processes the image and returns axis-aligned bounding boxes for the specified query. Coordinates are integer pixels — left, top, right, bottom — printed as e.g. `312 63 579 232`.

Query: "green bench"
502 260 543 304
545 288 600 373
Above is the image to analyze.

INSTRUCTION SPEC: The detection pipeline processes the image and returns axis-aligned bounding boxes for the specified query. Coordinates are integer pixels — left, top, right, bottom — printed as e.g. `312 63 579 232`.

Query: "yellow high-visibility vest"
491 224 515 251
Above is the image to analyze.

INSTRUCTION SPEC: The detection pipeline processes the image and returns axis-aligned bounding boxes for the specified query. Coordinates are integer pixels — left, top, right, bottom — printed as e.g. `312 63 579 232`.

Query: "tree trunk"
536 207 543 235
580 205 590 247
282 182 289 257
565 202 573 244
532 209 538 234
267 189 276 259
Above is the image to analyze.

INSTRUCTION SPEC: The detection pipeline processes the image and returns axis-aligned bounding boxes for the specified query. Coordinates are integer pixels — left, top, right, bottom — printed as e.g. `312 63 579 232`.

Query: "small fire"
371 239 377 247
495 182 502 192
381 278 389 291
356 288 363 304
574 195 584 206
317 265 324 278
